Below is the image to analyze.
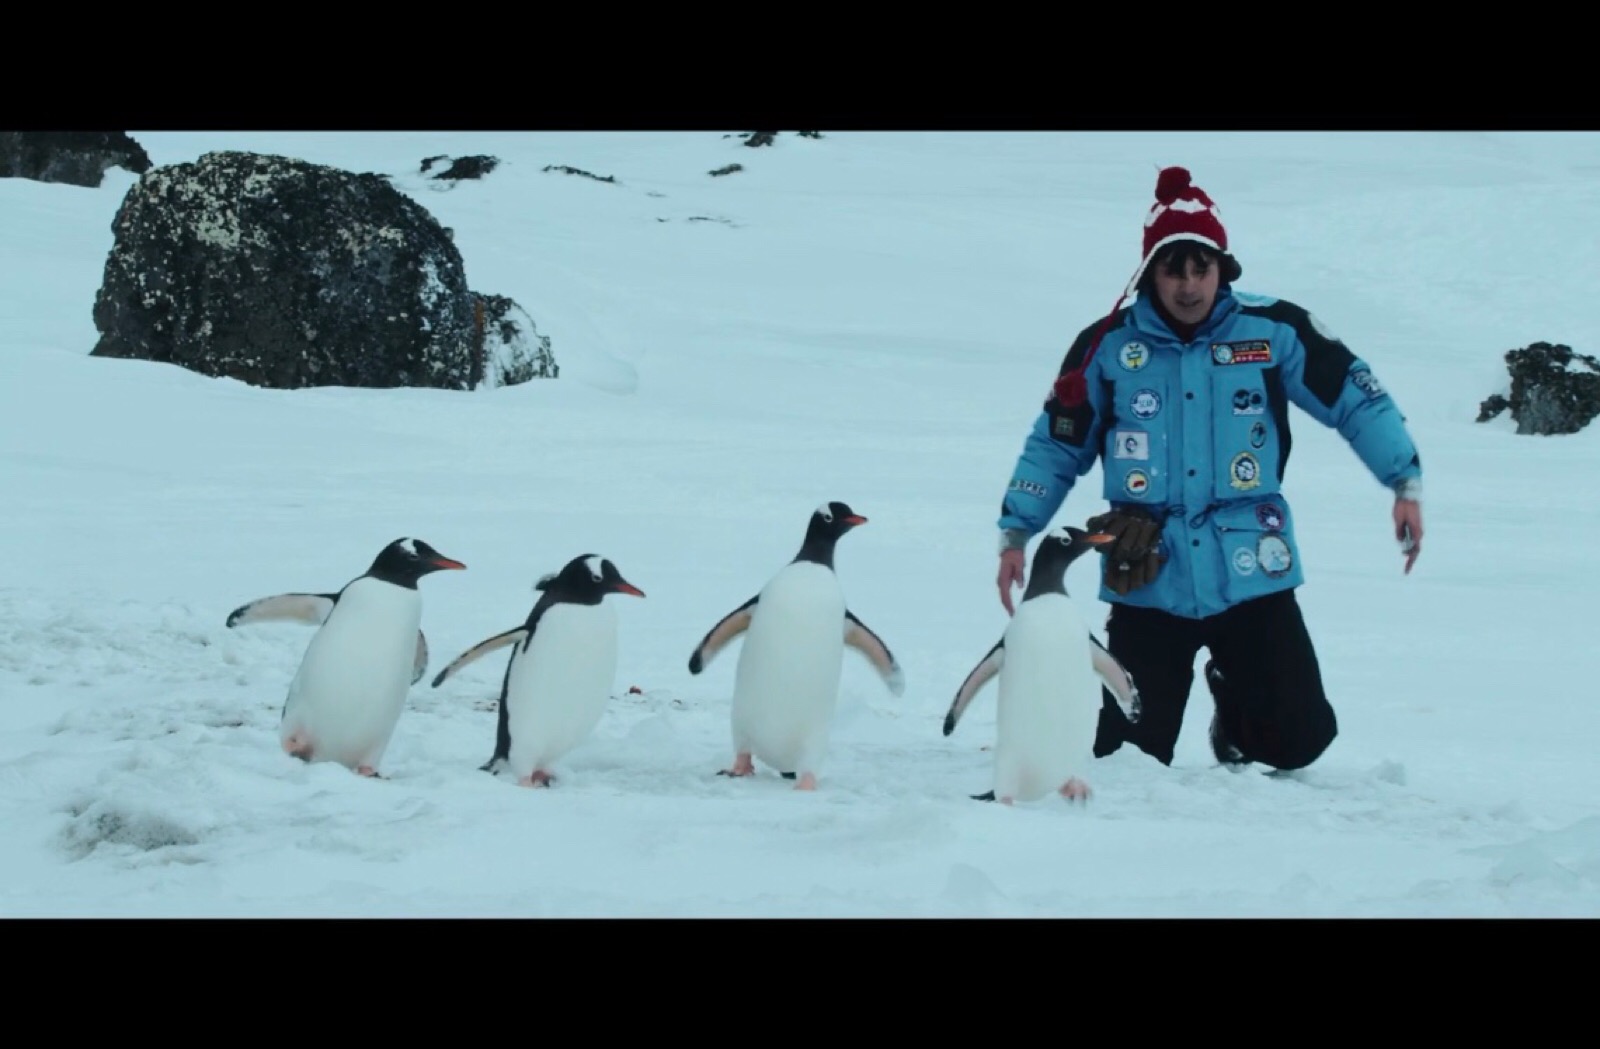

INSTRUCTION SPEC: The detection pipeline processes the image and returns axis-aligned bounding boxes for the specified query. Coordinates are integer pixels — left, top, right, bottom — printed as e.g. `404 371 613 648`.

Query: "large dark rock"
0 131 152 188
90 150 548 391
1477 341 1600 435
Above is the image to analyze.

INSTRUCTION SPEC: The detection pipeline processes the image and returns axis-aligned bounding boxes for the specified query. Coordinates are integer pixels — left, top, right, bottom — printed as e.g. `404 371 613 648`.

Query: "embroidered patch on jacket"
1211 340 1273 366
1257 532 1293 577
1255 503 1284 530
1123 470 1150 498
1053 416 1076 438
1249 420 1268 448
1009 479 1047 498
1232 388 1266 415
1351 369 1386 398
1232 547 1257 575
1229 452 1261 490
1130 389 1162 419
1112 431 1149 461
1118 342 1150 371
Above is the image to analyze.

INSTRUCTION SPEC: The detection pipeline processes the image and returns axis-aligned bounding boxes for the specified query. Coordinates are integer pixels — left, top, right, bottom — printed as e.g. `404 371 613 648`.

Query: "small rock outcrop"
1477 341 1600 435
0 131 152 188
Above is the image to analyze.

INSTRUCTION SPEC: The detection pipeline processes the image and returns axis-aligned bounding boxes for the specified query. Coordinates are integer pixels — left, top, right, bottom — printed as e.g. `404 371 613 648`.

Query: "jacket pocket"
1211 499 1303 603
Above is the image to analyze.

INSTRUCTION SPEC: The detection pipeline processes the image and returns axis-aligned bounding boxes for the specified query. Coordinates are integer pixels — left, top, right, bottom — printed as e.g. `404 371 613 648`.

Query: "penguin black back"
1021 526 1114 602
793 501 868 568
365 538 467 589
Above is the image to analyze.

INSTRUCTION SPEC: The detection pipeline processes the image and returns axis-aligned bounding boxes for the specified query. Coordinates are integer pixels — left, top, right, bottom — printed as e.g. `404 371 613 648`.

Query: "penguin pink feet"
793 772 818 792
282 732 314 762
356 765 380 778
1059 778 1092 802
718 753 755 778
518 771 555 788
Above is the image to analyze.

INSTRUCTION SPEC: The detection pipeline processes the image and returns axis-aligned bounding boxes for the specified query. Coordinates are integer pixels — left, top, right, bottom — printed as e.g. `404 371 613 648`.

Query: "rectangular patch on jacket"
1211 340 1273 366
1112 430 1149 460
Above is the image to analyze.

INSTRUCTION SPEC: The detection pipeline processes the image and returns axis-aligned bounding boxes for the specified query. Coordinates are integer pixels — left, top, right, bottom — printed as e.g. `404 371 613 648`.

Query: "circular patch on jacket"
1255 503 1284 531
1229 452 1261 490
1232 547 1257 575
1212 344 1234 365
1123 470 1150 498
1232 388 1265 415
1130 389 1162 419
1249 420 1267 448
1118 342 1150 371
1257 533 1293 577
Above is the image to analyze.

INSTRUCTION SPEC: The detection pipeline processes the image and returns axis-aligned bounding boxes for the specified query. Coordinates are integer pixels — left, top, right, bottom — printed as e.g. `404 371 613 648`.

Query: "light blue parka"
998 287 1421 620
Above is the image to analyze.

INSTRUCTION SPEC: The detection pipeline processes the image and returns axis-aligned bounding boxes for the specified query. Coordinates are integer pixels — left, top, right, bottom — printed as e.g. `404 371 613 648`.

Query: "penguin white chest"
732 563 846 768
283 578 420 768
505 602 618 776
994 594 1100 802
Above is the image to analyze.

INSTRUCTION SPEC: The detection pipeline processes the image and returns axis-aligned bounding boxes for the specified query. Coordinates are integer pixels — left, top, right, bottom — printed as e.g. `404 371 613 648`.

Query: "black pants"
1092 588 1336 770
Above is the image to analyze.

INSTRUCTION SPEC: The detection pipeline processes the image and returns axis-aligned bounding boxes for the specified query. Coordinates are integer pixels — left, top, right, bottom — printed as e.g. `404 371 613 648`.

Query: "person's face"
1153 250 1220 328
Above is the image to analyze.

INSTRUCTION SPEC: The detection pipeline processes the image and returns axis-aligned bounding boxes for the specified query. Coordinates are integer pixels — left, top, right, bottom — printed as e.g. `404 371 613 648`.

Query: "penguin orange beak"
430 556 468 570
844 515 868 526
613 582 646 598
1083 533 1116 545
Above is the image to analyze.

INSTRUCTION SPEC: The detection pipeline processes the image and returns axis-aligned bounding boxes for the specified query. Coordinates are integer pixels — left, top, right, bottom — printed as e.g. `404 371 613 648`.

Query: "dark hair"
1136 240 1241 295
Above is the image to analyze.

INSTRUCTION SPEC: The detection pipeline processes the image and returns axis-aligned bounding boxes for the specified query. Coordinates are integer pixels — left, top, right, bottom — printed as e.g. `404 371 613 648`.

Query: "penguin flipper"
412 631 429 686
225 592 336 629
843 610 904 696
431 627 529 689
1089 634 1142 724
687 595 759 674
943 639 1005 736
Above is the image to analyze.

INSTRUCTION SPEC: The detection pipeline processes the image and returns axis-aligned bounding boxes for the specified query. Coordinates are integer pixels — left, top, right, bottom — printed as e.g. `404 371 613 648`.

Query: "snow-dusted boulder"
1478 341 1600 435
90 150 553 391
473 294 557 386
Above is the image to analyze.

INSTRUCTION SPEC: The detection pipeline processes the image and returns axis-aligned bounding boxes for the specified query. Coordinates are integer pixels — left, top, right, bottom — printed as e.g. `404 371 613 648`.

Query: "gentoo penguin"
687 501 904 791
943 525 1142 805
430 554 644 789
227 537 466 777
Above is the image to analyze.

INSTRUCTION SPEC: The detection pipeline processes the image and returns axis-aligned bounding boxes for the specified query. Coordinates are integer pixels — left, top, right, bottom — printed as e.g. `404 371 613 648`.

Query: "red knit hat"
1053 166 1238 408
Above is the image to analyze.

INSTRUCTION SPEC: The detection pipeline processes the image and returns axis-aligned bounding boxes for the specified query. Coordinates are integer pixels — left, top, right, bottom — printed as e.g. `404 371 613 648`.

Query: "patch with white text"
1351 369 1386 398
1009 479 1047 498
1232 388 1265 415
1212 340 1273 366
1130 389 1162 420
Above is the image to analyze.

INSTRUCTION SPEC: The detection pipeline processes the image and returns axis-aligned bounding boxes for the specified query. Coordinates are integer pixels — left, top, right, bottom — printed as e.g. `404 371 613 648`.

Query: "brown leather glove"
1085 507 1166 596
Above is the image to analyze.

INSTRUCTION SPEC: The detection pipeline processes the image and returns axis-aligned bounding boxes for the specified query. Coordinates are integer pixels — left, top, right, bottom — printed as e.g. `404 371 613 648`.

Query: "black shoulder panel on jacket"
1239 298 1354 409
1054 307 1133 379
